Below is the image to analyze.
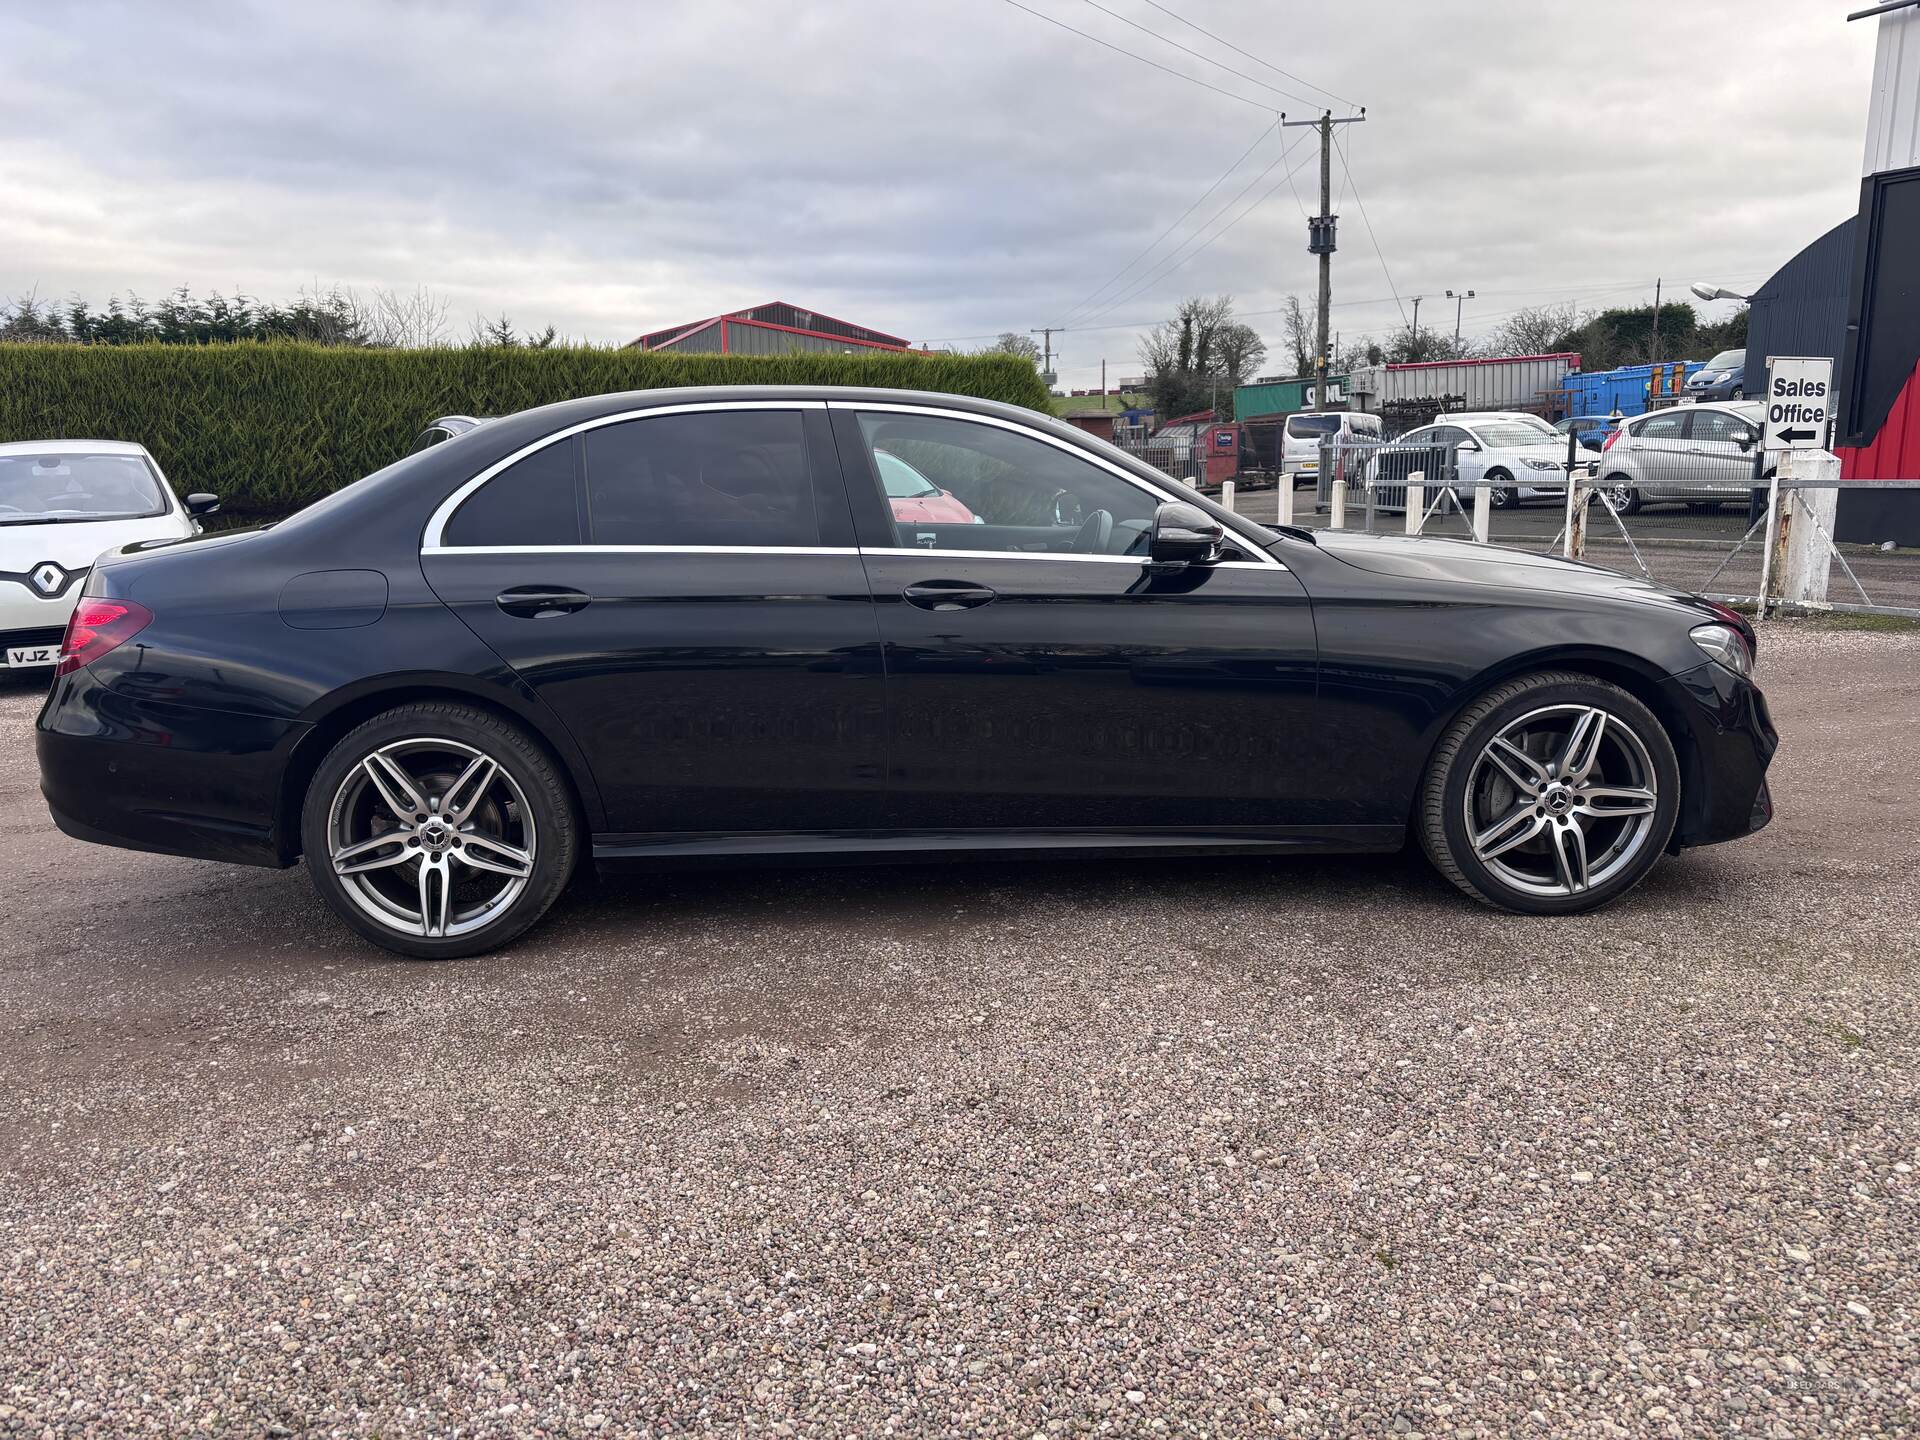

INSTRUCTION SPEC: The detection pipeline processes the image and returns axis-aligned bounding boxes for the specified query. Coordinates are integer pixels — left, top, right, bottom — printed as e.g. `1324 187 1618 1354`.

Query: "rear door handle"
496 586 590 618
902 580 997 611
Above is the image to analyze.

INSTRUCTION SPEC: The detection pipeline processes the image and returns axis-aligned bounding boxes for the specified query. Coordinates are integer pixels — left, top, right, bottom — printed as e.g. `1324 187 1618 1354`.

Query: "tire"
1419 671 1681 915
300 701 580 958
1485 470 1519 509
1729 387 1745 401
1600 474 1642 515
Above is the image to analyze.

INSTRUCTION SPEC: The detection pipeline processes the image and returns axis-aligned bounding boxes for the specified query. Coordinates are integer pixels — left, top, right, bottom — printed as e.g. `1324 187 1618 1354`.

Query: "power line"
1140 0 1358 112
1332 128 1407 330
1073 132 1316 326
1061 118 1278 326
1077 0 1327 110
996 0 1276 111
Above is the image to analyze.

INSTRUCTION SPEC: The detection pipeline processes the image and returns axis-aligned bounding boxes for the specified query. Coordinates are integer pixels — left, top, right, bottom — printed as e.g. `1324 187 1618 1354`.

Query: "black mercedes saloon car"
36 387 1776 958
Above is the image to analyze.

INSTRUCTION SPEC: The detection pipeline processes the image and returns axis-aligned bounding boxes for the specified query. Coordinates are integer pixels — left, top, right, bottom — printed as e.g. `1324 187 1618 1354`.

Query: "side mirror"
1148 501 1224 569
185 492 221 516
1733 430 1755 451
1456 439 1481 453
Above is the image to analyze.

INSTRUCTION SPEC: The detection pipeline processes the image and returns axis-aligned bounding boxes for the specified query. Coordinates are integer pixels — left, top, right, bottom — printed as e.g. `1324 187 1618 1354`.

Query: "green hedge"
0 343 1052 516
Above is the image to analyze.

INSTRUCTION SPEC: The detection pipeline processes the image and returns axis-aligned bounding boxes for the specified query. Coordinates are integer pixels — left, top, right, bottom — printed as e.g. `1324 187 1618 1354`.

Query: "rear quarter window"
442 438 583 547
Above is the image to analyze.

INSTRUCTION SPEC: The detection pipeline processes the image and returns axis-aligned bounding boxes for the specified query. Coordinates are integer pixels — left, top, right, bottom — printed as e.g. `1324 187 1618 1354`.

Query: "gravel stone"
1 618 1916 1437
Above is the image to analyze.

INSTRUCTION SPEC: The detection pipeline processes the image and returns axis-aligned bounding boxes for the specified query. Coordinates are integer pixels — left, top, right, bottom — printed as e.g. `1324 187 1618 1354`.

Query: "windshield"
875 449 940 499
1286 414 1344 438
1706 350 1744 371
1470 422 1561 448
0 452 169 525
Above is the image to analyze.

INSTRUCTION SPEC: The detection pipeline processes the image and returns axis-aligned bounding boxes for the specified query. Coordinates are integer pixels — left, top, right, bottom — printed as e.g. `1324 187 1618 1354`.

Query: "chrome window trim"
422 400 828 551
422 544 858 557
856 546 1283 572
829 401 1287 568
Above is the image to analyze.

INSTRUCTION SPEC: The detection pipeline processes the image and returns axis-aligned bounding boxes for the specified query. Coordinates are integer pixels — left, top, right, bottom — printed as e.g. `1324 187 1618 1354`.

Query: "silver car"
1591 402 1764 514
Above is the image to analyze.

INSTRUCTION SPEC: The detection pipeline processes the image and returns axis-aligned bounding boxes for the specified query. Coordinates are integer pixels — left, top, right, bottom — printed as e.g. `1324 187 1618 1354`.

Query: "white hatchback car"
0 441 215 674
1589 402 1765 514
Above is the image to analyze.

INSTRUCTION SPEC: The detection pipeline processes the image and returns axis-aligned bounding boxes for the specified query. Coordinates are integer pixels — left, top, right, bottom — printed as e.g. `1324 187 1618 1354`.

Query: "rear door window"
582 410 818 547
1635 412 1686 441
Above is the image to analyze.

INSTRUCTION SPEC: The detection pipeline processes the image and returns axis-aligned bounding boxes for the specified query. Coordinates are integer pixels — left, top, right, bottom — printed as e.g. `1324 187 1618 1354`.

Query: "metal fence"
1101 426 1920 619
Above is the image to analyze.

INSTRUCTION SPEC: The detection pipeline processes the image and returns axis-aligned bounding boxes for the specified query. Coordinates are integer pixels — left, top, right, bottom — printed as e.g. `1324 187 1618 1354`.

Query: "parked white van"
1281 411 1382 485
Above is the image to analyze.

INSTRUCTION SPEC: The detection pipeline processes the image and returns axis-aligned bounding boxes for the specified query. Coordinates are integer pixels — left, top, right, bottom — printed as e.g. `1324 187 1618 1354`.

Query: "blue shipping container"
1562 361 1706 418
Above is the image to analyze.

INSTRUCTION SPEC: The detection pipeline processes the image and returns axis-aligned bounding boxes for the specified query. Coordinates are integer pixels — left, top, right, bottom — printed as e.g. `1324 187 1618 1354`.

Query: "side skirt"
592 825 1405 873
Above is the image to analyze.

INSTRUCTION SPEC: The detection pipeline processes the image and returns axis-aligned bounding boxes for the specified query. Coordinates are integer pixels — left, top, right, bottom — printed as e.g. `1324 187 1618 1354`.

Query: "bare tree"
1213 321 1267 388
1484 301 1583 359
1281 295 1314 376
980 332 1041 363
363 286 453 348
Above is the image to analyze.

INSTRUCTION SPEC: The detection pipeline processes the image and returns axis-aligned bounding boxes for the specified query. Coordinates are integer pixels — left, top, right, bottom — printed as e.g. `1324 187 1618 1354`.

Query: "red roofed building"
628 301 911 356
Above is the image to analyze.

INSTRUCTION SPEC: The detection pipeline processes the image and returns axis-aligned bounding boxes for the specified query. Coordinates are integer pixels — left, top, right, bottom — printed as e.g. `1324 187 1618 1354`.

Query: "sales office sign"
1762 356 1833 451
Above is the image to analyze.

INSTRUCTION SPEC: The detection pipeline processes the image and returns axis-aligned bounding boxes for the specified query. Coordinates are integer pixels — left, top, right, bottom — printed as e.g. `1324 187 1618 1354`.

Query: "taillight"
1601 426 1624 452
55 598 152 676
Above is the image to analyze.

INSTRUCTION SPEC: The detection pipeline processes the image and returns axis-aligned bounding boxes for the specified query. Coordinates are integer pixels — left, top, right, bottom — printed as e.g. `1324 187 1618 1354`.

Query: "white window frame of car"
832 402 1283 571
422 399 1285 571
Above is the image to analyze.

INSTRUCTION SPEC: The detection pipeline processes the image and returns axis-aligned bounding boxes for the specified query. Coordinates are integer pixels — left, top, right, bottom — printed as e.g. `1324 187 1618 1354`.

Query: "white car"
0 440 215 673
1377 415 1572 508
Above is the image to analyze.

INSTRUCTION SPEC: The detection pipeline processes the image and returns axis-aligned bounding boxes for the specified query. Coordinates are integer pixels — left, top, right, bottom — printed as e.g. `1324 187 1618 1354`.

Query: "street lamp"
1689 281 1750 303
1445 288 1475 348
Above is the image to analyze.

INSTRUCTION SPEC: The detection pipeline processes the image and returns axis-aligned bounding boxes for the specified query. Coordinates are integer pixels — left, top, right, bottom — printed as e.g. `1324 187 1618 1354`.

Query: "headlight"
1690 622 1752 678
1522 457 1562 471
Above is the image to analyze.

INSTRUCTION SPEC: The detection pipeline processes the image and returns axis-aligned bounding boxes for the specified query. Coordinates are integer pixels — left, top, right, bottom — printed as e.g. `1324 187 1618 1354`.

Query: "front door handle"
496 586 590 618
902 580 997 611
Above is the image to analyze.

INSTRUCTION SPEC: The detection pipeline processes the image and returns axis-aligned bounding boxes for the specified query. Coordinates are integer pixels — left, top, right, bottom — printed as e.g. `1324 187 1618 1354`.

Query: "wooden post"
1405 472 1424 535
1221 479 1237 513
1330 477 1347 530
1472 480 1491 543
1276 477 1295 527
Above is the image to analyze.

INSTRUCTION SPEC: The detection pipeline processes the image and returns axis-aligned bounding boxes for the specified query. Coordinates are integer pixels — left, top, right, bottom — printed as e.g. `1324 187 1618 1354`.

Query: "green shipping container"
1233 376 1350 420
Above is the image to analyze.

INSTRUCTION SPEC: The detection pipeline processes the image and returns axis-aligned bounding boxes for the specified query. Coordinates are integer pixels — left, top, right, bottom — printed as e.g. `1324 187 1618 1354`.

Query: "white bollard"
1405 471 1425 536
1472 480 1491 543
1220 479 1236 513
1330 478 1347 530
1276 475 1295 526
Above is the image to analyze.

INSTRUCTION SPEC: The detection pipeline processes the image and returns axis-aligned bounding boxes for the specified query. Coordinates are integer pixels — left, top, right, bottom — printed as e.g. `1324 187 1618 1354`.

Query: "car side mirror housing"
185 492 221 516
1456 439 1481 453
1733 430 1755 451
1147 501 1224 569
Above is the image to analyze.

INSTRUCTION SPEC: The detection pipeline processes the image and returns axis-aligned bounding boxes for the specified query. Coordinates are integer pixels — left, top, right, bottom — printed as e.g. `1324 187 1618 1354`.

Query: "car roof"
0 438 152 457
1444 411 1551 425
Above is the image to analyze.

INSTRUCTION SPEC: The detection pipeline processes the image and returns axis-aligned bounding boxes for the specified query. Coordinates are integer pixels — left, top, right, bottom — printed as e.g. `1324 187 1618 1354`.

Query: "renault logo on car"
31 562 66 596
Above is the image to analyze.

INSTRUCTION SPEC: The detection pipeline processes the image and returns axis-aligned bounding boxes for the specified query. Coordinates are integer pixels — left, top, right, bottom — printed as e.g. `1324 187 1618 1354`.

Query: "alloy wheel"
325 737 536 939
1463 704 1660 898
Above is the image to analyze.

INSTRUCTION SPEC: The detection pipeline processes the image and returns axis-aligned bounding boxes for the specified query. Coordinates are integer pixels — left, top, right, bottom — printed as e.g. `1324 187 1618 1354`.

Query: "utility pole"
1446 287 1475 350
1283 109 1365 408
1649 278 1662 365
1100 357 1106 396
1409 295 1424 353
1029 327 1060 389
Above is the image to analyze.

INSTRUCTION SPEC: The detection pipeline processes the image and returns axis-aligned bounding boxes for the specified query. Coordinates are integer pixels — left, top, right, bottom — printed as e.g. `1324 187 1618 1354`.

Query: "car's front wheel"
1485 470 1519 508
1419 671 1681 914
301 701 579 958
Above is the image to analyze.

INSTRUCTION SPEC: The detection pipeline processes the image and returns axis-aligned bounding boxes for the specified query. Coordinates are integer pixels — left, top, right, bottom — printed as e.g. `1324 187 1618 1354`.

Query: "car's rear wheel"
1420 671 1680 915
1600 474 1642 515
301 702 578 958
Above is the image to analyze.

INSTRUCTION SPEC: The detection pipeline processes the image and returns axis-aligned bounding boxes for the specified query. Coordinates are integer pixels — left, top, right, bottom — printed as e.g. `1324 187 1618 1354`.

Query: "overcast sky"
0 1 1883 386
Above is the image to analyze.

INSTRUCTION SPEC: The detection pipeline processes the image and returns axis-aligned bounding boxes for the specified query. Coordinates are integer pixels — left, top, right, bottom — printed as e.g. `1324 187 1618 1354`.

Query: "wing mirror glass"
1148 501 1224 569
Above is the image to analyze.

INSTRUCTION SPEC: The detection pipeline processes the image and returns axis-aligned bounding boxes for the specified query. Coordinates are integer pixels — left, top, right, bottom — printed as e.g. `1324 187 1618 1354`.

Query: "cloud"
0 0 1882 381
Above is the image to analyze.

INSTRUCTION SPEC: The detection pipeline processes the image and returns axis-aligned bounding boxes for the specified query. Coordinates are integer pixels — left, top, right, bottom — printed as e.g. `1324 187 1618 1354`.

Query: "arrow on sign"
1775 427 1818 445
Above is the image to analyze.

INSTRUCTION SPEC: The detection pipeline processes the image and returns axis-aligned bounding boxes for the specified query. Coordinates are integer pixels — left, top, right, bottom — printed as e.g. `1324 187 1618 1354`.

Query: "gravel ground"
1 620 1916 1438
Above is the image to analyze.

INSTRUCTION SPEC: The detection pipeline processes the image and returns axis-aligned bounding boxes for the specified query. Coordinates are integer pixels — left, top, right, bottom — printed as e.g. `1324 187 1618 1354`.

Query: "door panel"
1629 411 1689 494
422 405 885 835
858 552 1319 829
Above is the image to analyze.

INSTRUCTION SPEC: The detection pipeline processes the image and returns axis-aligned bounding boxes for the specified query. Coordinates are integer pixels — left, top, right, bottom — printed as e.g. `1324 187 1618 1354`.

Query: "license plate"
4 644 59 668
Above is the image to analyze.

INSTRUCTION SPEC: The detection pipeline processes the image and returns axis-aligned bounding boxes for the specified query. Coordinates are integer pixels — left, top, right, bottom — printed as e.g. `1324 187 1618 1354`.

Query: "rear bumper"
36 667 303 868
1661 661 1777 850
